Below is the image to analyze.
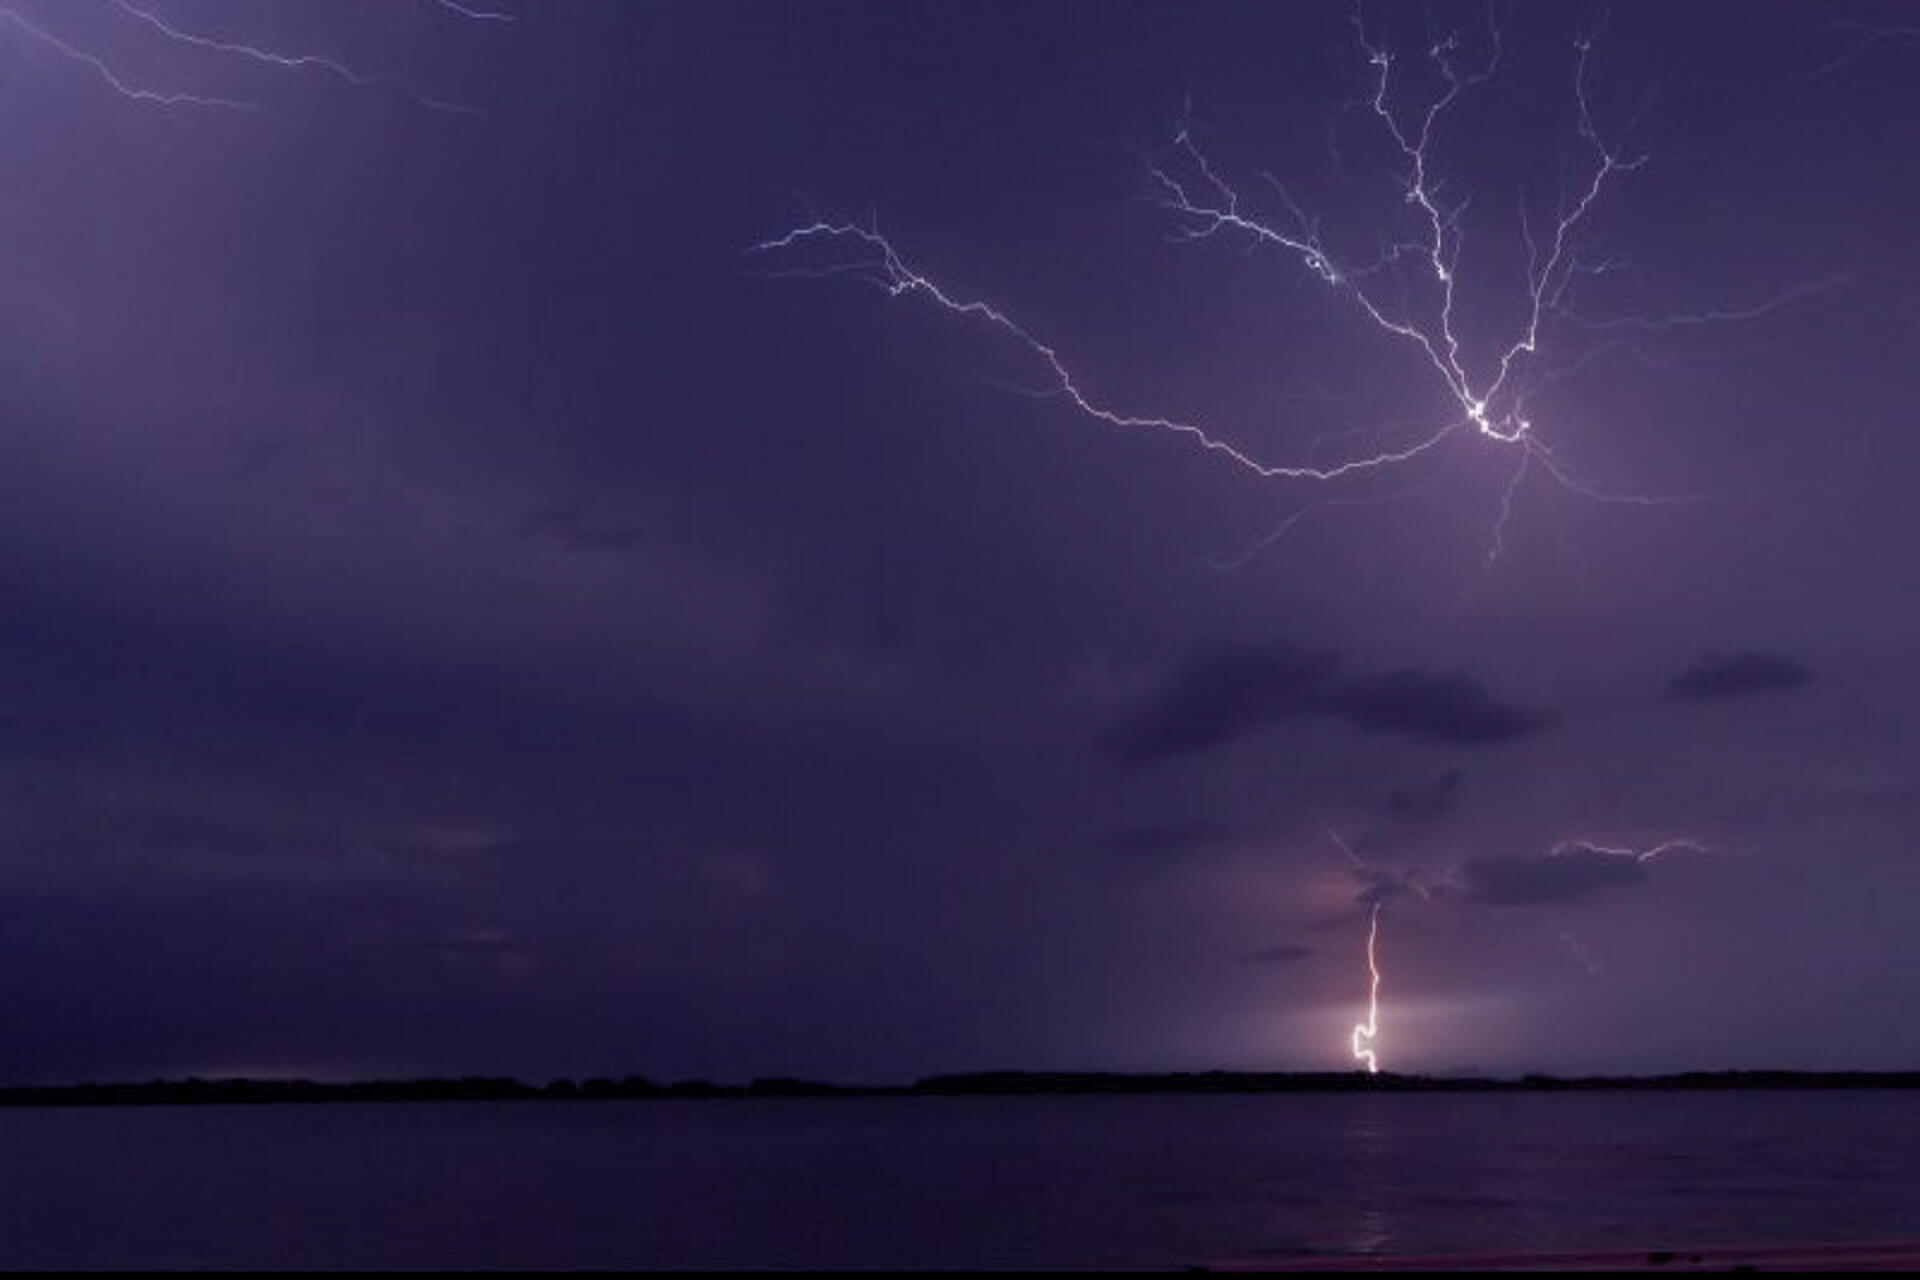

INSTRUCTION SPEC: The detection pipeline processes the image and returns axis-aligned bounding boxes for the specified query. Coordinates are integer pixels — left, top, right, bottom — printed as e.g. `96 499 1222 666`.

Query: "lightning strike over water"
1328 827 1424 1071
1351 902 1383 1074
757 4 1832 566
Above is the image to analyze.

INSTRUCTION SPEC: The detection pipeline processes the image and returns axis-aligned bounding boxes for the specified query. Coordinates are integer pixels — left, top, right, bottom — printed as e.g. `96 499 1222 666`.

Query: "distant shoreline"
6 1069 1920 1107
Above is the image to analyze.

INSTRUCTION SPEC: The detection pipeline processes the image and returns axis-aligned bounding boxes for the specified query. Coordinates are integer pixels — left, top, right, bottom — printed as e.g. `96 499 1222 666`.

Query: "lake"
3 1091 1918 1268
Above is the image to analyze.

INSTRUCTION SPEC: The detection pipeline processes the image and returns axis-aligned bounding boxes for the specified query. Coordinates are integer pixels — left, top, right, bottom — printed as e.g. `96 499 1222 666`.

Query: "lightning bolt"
1555 924 1603 978
1810 18 1920 79
1536 838 1715 981
432 0 516 21
1 0 499 114
756 4 1835 567
1351 901 1383 1075
0 5 253 110
754 219 1456 485
110 1 481 116
1328 826 1424 1073
1549 836 1712 863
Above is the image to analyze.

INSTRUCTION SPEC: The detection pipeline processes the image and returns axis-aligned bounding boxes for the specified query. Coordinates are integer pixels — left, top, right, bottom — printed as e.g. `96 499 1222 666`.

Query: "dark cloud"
1243 942 1314 965
1113 645 1551 764
1381 769 1464 822
1326 670 1556 745
1108 642 1342 763
1456 844 1650 907
1666 651 1814 703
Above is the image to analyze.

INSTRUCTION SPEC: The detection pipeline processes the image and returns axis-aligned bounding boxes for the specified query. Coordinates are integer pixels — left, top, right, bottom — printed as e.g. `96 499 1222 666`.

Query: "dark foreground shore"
7 1068 1920 1107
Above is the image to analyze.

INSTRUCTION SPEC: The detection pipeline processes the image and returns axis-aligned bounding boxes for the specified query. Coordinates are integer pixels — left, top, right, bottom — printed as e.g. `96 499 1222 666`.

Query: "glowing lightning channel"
753 220 1459 484
1327 827 1423 1074
756 6 1836 565
1351 902 1383 1075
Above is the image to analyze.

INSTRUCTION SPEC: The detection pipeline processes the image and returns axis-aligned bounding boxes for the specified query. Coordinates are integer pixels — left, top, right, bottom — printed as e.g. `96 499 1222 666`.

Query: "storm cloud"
1115 647 1553 763
1109 642 1342 763
1328 670 1556 745
1666 651 1814 703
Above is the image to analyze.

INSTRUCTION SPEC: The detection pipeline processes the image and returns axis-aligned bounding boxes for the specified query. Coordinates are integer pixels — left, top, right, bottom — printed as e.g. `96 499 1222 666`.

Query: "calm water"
2 1091 1918 1268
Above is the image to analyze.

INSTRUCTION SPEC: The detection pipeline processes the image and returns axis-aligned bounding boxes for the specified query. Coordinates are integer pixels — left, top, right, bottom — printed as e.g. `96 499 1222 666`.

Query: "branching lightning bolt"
754 220 1455 485
757 4 1836 567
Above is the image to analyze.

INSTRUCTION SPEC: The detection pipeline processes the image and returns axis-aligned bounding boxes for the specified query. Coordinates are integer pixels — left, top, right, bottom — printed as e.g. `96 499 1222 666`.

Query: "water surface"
2 1090 1916 1268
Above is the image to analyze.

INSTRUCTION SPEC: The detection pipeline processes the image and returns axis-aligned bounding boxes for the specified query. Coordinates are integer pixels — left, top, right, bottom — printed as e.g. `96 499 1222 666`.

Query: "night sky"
3 0 1919 1085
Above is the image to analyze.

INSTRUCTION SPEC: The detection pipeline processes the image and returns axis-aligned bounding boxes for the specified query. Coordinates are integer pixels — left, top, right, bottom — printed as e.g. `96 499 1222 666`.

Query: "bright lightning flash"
756 5 1830 564
1351 902 1383 1075
1328 827 1420 1073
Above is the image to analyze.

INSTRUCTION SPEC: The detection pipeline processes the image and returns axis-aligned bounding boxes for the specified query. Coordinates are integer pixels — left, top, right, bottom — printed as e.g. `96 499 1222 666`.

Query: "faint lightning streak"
1214 429 1459 571
1351 901 1382 1075
1557 277 1851 334
1329 827 1368 871
1484 445 1531 568
112 1 480 115
1556 925 1603 978
753 221 1461 482
1551 836 1710 863
432 0 515 20
1810 20 1920 79
0 6 254 110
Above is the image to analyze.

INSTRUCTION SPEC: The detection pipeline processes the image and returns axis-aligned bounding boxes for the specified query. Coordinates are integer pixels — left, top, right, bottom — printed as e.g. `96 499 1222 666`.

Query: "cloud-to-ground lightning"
1329 827 1426 1072
756 4 1833 566
1 0 499 114
1351 902 1383 1074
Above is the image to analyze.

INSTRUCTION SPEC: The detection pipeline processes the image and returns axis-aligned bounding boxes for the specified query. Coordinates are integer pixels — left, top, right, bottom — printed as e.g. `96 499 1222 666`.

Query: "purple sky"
2 0 1919 1084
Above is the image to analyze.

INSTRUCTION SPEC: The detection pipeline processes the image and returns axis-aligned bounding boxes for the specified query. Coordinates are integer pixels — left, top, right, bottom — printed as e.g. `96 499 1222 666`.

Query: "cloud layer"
1114 644 1554 763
